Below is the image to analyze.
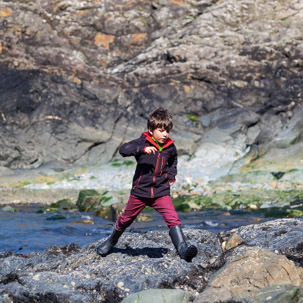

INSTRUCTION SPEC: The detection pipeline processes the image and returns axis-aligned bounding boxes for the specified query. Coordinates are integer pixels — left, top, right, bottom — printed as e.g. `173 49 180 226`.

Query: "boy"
96 107 198 262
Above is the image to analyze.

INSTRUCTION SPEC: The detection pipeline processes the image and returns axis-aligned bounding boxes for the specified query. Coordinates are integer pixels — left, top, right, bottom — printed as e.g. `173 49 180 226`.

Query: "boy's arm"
168 147 178 183
119 137 145 157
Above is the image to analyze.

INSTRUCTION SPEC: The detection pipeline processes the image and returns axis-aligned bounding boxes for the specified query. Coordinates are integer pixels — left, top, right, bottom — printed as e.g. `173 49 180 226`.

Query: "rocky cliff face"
0 0 303 171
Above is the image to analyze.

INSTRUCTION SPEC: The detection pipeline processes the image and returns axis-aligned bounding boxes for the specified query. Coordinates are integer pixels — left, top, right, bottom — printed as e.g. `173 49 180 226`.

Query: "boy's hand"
144 146 157 154
169 181 174 186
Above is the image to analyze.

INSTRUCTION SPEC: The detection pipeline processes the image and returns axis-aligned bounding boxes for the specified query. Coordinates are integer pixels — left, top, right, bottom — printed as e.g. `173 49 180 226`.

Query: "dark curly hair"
147 107 173 131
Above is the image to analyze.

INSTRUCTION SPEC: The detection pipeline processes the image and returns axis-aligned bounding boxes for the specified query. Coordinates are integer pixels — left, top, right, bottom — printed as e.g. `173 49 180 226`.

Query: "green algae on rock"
172 188 303 216
50 199 75 210
76 189 121 212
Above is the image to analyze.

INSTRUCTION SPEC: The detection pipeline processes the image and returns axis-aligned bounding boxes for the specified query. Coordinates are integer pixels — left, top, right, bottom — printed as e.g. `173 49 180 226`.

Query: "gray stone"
221 218 303 267
1 206 15 212
234 284 303 303
232 218 303 251
121 289 190 303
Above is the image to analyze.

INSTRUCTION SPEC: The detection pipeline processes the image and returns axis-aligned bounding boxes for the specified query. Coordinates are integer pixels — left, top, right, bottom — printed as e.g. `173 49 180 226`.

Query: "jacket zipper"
151 152 161 198
159 156 165 176
133 171 142 190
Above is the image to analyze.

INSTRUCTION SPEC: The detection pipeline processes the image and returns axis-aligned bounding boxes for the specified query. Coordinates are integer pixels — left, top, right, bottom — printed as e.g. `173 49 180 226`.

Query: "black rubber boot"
96 227 124 257
169 225 198 262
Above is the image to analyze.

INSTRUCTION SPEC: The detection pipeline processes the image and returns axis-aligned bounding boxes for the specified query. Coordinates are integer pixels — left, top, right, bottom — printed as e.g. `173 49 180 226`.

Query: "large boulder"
194 248 302 303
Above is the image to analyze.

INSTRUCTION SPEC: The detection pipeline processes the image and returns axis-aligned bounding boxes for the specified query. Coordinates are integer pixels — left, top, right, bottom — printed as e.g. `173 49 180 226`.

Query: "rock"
231 218 303 252
95 204 153 222
136 214 154 222
72 219 95 225
50 199 75 210
220 218 303 267
111 203 125 221
94 203 125 221
224 233 243 251
0 229 221 302
1 205 16 212
46 214 66 221
121 289 190 303
1 218 303 302
194 287 232 303
234 284 303 303
101 191 120 206
194 248 301 303
76 189 102 211
94 206 114 221
283 242 303 267
94 202 153 222
218 171 276 185
281 169 303 184
0 0 303 173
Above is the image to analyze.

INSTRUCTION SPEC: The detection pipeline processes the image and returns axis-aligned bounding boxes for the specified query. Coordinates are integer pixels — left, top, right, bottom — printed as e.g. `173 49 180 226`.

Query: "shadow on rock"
111 246 169 258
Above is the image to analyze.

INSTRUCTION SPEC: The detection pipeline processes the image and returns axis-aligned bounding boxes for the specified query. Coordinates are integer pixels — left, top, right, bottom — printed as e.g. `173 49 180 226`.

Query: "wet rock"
46 214 66 221
230 218 303 252
94 203 153 222
1 218 303 302
94 203 124 221
1 206 16 212
110 203 125 221
0 229 222 303
94 206 114 221
72 219 95 225
76 189 102 211
50 199 75 210
219 218 303 269
121 288 190 303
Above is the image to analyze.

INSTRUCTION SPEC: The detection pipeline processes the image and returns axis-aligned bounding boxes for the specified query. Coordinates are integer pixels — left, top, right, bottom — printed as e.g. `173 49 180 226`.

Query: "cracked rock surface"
0 0 303 170
1 219 303 302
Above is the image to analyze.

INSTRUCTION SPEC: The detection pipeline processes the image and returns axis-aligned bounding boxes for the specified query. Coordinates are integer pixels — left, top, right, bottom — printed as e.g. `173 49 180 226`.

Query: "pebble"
117 281 124 289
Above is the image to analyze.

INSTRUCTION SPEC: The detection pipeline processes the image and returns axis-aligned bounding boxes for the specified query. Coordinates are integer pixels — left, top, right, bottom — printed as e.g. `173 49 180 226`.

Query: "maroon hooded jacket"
119 132 177 199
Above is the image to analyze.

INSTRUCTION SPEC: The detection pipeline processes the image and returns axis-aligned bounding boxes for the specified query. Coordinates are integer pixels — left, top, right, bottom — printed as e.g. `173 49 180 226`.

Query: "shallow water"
0 204 272 254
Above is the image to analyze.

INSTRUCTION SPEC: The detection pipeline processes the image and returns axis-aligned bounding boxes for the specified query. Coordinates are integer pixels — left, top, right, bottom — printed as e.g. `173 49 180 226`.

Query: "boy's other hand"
169 181 174 186
144 146 157 154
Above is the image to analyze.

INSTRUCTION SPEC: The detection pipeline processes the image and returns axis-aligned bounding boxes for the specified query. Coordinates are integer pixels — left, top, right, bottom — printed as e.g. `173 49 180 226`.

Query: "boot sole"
184 246 198 262
96 247 109 257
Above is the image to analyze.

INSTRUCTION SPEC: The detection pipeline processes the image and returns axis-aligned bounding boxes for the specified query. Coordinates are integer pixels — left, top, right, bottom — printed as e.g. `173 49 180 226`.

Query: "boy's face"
149 127 170 144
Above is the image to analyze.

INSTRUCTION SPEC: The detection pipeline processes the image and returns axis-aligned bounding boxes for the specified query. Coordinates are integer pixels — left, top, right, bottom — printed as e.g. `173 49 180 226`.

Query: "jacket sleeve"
168 146 178 182
119 137 145 157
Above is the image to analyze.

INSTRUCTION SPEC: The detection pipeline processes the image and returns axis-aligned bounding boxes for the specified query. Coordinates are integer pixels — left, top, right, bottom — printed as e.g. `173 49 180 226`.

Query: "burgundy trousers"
115 195 181 230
